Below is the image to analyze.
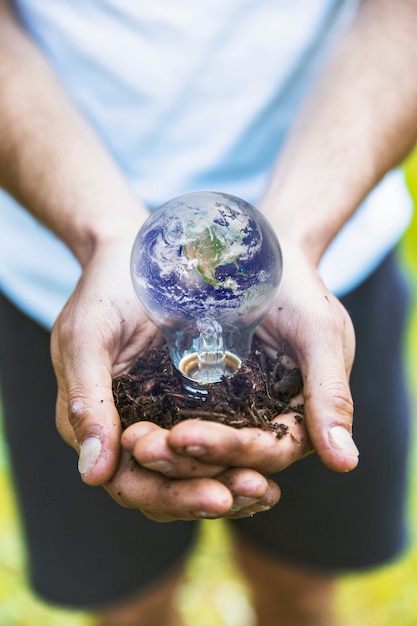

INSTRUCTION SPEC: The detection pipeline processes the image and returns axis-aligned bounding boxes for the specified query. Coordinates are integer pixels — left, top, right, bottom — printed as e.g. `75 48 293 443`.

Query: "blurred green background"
1 152 417 625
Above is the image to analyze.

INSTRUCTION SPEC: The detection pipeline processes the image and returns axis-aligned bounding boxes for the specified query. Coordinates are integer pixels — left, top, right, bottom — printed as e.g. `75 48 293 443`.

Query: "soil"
113 338 304 439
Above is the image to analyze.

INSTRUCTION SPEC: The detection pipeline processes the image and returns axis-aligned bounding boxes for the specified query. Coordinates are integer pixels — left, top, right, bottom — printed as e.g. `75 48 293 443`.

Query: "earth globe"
131 191 283 391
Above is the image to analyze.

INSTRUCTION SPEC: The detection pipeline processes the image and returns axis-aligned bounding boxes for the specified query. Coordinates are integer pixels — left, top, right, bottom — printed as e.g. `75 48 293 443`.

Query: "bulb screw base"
179 350 241 389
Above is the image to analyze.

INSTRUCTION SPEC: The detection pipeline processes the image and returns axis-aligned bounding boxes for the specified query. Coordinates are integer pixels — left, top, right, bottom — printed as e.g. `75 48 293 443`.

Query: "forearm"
260 0 417 264
0 1 148 266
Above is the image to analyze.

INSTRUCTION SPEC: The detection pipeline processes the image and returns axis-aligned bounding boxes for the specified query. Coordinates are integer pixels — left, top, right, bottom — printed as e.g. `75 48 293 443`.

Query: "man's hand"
121 360 314 519
258 243 359 472
119 408 305 521
51 237 283 521
128 243 358 479
51 236 158 485
107 446 281 522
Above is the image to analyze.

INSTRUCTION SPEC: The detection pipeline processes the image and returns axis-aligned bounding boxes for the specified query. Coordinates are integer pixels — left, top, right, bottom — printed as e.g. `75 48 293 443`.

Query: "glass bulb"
131 191 283 391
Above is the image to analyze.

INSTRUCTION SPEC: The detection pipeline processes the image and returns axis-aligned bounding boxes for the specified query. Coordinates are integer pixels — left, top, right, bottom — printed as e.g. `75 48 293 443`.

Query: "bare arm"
261 0 417 258
0 1 284 520
0 1 148 263
0 0 152 481
256 0 417 468
2 0 416 510
160 0 417 474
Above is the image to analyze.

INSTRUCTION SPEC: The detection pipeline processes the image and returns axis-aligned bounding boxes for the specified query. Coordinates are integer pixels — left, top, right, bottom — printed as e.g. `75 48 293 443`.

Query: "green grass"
1 154 417 624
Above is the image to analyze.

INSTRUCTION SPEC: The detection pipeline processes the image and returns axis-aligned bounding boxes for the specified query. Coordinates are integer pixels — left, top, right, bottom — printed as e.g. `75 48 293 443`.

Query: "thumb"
53 336 122 487
303 363 358 472
300 311 359 472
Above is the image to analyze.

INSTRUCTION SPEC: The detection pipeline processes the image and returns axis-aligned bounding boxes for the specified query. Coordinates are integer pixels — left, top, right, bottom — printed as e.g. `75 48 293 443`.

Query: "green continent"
182 225 241 287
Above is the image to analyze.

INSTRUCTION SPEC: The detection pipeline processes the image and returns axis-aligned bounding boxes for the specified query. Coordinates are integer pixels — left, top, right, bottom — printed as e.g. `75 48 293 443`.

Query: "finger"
256 243 358 473
122 421 227 478
215 468 281 518
167 413 311 475
106 453 234 522
293 298 358 472
52 321 121 487
121 420 159 448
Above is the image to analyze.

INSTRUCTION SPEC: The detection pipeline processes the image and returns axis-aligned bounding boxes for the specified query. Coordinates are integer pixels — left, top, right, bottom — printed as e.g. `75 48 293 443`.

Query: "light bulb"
131 191 282 392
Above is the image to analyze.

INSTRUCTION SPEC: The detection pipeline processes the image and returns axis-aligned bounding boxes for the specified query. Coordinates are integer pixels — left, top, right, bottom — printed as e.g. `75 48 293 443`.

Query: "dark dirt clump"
113 338 304 439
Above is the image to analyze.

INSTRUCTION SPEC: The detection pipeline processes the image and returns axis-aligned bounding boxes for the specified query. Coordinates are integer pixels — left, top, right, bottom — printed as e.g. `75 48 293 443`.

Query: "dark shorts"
0 252 411 608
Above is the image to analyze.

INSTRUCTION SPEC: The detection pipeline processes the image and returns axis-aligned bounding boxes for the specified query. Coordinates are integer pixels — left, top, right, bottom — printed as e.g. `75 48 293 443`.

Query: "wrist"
66 197 149 268
258 179 357 267
259 204 332 268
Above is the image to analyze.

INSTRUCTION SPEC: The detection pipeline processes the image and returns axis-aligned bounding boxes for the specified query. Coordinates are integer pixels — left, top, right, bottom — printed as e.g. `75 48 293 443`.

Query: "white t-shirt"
0 0 412 329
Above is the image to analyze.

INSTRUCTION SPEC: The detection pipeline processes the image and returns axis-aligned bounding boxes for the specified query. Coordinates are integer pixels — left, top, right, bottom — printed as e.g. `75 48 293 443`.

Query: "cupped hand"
51 233 280 520
147 242 358 477
123 395 311 479
257 242 358 472
51 233 160 486
118 399 307 521
107 446 280 522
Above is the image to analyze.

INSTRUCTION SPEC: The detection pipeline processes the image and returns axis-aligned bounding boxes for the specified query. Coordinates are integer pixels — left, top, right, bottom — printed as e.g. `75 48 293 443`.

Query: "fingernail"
230 496 258 512
141 460 173 474
183 445 206 456
329 426 359 459
248 503 273 514
78 436 102 475
194 511 219 519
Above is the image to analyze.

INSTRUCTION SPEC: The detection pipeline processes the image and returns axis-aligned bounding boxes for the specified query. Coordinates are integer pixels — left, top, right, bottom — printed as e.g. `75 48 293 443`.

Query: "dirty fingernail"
141 460 173 474
194 511 219 519
329 426 359 459
183 445 206 456
248 503 273 514
230 496 258 512
78 436 102 475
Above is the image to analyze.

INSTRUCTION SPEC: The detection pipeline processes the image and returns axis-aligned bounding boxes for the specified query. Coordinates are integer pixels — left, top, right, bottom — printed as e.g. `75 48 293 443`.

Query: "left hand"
134 242 358 477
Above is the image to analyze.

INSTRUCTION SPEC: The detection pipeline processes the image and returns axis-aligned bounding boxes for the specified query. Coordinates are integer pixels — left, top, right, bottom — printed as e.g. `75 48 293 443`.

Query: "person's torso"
0 0 411 329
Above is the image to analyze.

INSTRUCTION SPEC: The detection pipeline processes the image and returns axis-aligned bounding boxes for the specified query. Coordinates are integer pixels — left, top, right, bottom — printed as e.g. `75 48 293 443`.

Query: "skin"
1 1 417 623
127 0 417 491
1 0 417 528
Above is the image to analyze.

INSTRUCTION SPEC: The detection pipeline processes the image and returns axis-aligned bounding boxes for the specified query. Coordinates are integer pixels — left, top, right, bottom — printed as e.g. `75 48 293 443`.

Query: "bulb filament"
178 318 241 387
196 318 226 380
